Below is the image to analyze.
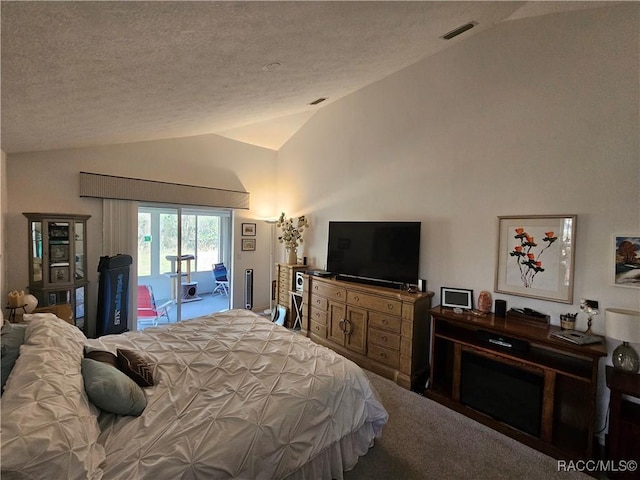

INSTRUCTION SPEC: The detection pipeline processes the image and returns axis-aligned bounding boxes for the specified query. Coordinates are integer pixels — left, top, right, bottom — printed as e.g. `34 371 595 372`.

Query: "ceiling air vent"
441 21 477 40
309 98 327 106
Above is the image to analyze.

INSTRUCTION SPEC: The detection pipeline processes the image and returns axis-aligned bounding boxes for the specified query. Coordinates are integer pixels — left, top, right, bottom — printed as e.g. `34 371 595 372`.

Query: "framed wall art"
495 215 576 303
242 223 256 236
241 238 256 251
613 234 640 288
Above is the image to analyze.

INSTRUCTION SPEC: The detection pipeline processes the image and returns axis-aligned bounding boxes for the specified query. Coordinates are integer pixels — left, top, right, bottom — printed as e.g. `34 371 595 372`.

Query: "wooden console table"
428 306 607 459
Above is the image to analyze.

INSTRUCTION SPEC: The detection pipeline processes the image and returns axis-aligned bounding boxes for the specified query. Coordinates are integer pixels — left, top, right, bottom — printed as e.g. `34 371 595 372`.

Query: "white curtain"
102 199 138 330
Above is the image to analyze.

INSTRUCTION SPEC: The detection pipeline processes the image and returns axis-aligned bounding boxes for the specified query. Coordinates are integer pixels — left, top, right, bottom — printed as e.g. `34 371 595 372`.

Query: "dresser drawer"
309 319 327 338
368 343 400 369
310 306 327 326
311 282 346 303
310 295 328 311
368 311 402 334
368 327 400 351
347 291 401 315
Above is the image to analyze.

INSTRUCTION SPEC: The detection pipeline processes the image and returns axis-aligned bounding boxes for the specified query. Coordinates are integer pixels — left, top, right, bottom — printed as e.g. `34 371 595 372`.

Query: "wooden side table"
5 304 27 322
606 365 640 479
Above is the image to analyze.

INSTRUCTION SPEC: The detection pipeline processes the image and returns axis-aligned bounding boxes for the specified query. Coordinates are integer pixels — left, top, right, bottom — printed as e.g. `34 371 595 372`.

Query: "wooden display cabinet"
24 213 90 332
428 306 607 459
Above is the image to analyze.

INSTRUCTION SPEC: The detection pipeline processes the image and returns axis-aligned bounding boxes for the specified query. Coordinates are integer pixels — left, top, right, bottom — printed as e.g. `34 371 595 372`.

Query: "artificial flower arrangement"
276 212 309 252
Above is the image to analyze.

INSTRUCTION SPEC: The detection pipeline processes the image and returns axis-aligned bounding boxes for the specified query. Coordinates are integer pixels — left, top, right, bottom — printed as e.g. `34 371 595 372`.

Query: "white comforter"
86 310 388 479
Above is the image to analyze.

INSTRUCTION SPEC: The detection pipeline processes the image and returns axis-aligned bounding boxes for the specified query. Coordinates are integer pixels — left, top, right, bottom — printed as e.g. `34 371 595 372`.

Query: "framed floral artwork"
613 234 640 288
495 215 577 303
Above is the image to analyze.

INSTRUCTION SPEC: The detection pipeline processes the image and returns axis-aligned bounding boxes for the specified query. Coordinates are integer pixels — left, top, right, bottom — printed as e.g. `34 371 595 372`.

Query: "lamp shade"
605 308 640 344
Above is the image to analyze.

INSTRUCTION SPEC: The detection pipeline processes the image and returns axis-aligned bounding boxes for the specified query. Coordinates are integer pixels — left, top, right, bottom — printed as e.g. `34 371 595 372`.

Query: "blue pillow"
1 345 21 393
1 323 28 394
81 358 147 416
1 323 27 348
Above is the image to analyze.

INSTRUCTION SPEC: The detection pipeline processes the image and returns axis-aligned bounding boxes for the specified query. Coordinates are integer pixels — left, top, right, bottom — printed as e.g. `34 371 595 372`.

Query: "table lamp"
605 308 640 374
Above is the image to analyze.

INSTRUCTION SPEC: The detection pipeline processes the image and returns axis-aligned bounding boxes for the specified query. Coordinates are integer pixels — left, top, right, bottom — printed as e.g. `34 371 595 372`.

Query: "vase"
287 247 298 265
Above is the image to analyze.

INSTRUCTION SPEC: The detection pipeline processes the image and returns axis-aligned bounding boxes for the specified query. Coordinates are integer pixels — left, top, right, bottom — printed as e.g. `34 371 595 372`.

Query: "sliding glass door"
137 205 231 329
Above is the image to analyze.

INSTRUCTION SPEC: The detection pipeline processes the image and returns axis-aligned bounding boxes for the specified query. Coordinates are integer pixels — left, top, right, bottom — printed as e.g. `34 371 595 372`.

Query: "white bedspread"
86 310 388 479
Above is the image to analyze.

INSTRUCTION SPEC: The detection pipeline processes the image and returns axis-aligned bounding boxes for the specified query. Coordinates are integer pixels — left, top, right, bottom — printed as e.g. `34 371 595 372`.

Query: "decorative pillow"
85 348 118 368
0 314 105 480
82 358 147 416
0 323 28 393
117 348 155 387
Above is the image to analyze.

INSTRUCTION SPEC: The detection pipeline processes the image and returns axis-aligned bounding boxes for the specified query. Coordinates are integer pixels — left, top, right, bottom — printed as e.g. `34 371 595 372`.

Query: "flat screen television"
327 221 420 287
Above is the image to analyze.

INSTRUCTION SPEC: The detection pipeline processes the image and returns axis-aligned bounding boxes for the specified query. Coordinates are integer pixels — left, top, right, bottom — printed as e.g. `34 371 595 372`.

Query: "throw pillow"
117 348 154 387
82 358 147 416
0 323 28 393
85 348 118 368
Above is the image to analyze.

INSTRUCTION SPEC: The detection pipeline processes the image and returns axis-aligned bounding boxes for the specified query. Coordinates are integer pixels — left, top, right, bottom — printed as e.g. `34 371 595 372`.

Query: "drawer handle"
354 296 359 301
314 286 319 290
316 299 321 305
380 352 387 359
381 335 387 342
382 319 389 325
387 304 394 310
336 292 342 297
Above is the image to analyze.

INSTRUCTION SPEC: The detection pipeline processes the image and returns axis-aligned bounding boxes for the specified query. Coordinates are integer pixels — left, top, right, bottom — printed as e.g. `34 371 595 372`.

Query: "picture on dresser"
613 234 640 288
495 215 576 303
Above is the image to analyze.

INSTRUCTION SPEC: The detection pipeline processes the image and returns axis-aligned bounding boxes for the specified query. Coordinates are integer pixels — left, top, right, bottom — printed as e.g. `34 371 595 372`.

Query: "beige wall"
5 134 278 332
277 4 639 435
1 149 6 316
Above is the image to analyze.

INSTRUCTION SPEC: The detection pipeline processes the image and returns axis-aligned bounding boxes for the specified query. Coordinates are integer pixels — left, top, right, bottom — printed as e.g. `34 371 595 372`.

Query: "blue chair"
212 263 229 296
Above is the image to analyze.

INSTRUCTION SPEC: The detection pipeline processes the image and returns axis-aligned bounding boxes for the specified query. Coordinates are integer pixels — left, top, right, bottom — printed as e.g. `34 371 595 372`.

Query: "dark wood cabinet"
428 306 607 459
606 366 640 479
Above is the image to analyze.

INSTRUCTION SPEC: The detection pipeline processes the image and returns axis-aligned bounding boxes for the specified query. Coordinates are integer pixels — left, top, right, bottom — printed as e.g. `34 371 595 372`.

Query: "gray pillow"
1 345 21 393
81 358 147 416
1 323 28 394
1 323 27 348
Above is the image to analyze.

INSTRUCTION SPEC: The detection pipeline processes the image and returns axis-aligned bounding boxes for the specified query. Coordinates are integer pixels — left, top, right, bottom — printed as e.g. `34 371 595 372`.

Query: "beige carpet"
344 371 592 480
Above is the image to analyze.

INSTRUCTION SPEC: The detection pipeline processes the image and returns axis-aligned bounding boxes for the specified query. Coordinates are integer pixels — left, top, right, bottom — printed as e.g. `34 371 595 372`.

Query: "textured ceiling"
1 1 615 153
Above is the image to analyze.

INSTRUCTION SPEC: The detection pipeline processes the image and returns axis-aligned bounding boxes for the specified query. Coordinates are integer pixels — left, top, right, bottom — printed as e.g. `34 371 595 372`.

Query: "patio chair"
212 263 229 296
137 285 172 326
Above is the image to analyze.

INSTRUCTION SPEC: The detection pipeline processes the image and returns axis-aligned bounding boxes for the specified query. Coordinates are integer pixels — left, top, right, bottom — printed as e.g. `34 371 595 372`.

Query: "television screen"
327 221 420 286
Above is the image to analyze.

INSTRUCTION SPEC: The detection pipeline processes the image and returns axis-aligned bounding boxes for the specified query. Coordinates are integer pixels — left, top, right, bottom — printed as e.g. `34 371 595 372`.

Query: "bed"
1 309 388 480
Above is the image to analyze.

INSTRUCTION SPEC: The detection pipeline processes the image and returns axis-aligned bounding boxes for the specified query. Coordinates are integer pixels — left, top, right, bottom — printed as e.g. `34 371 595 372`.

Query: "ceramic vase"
287 247 297 264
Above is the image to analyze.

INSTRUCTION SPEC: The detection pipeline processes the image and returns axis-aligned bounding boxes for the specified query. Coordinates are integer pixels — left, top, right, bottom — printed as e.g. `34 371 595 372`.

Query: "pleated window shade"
79 172 249 209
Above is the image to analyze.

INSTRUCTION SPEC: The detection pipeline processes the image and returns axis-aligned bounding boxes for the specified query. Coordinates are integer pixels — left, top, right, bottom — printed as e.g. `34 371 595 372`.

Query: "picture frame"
50 266 70 283
242 223 256 236
440 287 473 310
50 244 69 262
613 234 640 288
495 215 576 304
241 238 256 251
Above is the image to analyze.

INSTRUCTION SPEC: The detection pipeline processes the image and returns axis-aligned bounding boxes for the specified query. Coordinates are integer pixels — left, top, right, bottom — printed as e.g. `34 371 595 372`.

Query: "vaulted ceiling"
1 1 615 153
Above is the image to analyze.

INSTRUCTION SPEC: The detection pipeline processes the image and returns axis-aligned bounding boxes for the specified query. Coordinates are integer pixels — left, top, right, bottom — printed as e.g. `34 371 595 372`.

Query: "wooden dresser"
302 275 433 391
275 263 307 328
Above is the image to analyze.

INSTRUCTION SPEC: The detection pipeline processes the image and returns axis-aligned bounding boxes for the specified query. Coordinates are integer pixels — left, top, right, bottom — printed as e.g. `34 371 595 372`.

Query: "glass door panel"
74 221 86 281
31 221 43 284
137 205 231 330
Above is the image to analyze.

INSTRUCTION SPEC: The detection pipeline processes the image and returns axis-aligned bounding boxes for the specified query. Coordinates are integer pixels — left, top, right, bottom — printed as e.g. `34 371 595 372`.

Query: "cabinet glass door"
48 221 71 285
31 221 43 283
74 221 86 281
